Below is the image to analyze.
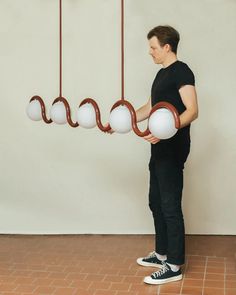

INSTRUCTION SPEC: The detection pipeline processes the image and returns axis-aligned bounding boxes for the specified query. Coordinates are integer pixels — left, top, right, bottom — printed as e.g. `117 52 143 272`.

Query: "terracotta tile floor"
0 235 235 295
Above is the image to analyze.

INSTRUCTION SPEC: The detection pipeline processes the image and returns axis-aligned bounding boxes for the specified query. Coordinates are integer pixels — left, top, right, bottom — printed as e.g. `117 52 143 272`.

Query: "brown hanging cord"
59 0 62 98
121 0 124 100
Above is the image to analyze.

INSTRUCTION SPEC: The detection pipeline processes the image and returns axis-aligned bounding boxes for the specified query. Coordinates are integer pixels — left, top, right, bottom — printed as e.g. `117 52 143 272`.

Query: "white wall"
0 0 235 234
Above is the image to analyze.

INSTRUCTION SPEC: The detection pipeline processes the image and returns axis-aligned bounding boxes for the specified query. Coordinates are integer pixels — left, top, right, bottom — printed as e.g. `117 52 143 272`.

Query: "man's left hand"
143 134 160 144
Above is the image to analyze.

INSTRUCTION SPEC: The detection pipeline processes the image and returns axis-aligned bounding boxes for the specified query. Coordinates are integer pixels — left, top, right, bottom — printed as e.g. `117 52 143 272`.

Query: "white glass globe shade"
77 103 97 129
26 100 42 121
148 108 177 139
50 102 67 125
109 105 132 134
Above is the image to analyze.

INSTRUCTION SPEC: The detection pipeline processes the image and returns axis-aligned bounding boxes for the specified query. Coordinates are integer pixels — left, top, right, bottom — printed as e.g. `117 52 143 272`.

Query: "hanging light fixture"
26 0 180 139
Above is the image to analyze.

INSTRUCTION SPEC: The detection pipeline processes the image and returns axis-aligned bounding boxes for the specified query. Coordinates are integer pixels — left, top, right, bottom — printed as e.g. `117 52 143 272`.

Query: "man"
107 25 198 285
135 25 198 284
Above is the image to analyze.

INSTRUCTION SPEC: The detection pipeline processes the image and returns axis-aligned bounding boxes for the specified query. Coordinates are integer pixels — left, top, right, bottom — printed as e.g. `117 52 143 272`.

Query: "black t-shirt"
150 60 195 161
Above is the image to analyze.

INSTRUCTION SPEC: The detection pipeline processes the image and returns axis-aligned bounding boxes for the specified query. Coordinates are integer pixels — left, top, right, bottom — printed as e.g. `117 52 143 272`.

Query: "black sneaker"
136 251 164 268
144 262 182 284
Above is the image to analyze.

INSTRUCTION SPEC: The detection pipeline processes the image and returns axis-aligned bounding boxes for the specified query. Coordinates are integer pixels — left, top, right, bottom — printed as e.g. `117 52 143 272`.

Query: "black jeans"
148 143 189 265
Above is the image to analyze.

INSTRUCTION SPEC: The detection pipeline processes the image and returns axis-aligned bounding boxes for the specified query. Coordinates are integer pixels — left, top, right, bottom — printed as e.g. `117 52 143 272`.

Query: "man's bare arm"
136 97 152 122
179 85 198 127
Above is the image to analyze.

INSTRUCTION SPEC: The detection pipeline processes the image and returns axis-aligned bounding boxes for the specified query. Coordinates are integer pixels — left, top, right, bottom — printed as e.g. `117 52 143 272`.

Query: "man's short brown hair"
147 25 180 54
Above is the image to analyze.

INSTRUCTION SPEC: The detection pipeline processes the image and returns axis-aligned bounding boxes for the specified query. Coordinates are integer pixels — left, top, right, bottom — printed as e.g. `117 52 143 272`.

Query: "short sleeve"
175 63 195 90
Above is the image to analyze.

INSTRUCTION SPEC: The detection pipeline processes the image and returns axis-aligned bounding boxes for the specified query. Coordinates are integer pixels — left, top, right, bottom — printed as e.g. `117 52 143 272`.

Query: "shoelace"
151 263 170 279
145 251 157 259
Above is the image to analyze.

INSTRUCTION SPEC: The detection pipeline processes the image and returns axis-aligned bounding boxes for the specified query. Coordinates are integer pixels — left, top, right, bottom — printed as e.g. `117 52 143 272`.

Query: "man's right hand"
104 123 114 134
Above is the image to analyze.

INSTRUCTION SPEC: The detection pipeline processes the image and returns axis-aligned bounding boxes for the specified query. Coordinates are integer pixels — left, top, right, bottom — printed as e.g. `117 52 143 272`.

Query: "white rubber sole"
136 258 163 268
144 273 183 285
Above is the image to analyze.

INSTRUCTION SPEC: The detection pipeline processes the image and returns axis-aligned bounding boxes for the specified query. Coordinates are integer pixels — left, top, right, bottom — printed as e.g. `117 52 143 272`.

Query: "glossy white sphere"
109 105 132 134
50 102 67 125
77 103 97 129
148 108 177 139
26 100 42 121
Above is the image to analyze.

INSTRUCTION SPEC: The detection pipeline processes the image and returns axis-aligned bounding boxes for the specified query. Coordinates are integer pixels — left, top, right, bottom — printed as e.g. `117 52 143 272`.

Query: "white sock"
167 263 180 272
156 253 167 261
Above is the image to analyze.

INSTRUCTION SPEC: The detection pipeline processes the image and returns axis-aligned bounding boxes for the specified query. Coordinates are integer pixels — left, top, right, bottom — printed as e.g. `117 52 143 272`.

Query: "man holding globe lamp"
138 25 198 285
109 25 198 285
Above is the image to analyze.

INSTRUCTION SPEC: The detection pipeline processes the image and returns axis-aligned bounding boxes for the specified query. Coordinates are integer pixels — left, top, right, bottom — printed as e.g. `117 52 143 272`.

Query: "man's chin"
153 59 161 64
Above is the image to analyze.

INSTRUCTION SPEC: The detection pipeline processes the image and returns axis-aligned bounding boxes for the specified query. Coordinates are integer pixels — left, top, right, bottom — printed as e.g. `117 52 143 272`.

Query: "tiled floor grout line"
124 281 132 294
187 254 227 259
201 256 208 295
179 258 189 295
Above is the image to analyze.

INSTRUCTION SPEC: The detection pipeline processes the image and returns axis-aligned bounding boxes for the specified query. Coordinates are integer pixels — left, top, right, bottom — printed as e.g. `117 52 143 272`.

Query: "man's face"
148 36 168 64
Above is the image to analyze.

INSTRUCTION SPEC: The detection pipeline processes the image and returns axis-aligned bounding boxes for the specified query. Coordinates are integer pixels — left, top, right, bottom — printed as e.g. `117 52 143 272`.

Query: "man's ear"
164 43 171 52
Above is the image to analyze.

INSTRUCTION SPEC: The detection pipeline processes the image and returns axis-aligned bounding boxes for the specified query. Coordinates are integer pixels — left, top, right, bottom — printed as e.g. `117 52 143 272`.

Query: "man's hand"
143 134 160 144
104 123 114 134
